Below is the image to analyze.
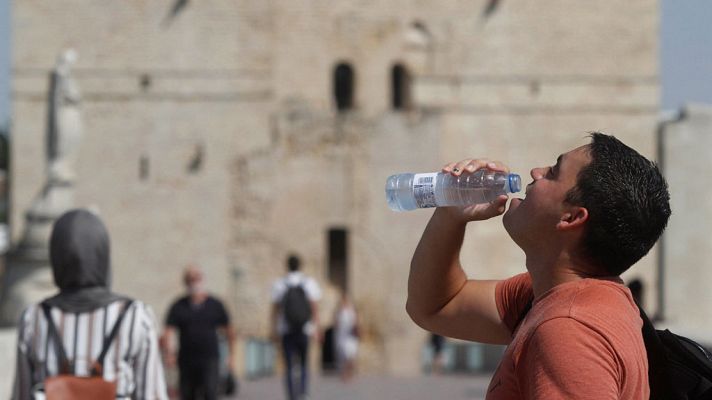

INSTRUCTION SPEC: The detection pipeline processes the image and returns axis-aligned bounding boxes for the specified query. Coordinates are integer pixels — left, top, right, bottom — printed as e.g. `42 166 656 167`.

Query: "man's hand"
160 327 178 368
220 324 237 372
439 159 510 222
226 353 235 372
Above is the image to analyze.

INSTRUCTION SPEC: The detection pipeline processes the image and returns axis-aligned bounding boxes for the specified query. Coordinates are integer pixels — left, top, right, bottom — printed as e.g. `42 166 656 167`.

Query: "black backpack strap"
40 302 72 374
92 299 134 376
636 303 674 399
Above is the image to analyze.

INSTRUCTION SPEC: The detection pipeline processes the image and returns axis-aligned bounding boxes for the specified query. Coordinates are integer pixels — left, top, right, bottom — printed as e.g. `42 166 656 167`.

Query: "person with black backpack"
270 254 321 400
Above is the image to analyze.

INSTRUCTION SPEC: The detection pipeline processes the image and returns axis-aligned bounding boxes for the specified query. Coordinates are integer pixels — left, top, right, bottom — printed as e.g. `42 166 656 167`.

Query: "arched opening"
391 63 411 110
333 63 355 112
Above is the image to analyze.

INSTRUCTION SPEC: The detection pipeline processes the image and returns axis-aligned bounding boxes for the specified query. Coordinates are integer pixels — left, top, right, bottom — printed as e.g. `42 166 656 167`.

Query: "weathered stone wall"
11 0 275 323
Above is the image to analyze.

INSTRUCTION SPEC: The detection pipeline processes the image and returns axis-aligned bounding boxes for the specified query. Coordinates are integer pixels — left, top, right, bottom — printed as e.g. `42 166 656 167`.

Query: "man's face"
503 145 592 249
183 268 203 290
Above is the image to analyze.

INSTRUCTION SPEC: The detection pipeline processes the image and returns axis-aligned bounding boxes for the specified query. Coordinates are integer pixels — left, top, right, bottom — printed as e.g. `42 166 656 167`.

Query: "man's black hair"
287 255 301 272
565 132 671 276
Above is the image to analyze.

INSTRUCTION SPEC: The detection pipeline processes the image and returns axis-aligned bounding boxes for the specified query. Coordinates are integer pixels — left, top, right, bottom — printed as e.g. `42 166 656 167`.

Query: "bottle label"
413 173 438 208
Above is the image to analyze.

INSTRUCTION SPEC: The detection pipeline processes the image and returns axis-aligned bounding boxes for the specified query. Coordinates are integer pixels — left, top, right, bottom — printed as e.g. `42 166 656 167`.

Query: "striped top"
12 300 168 400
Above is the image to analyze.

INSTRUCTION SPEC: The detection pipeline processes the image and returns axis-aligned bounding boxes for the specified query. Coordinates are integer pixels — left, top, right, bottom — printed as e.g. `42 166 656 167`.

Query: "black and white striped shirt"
12 300 168 400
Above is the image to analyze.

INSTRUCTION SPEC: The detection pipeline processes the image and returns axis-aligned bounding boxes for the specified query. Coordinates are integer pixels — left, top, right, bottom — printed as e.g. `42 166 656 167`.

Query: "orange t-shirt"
486 273 649 400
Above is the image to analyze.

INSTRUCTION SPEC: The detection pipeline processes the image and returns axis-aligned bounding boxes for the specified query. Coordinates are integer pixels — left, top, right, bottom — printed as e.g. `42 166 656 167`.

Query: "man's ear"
556 206 589 231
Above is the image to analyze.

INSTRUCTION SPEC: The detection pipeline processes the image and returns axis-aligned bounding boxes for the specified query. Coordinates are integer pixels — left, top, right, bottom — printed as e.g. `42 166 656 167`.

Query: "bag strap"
635 302 673 399
637 305 665 354
93 300 134 375
41 300 134 377
40 302 72 374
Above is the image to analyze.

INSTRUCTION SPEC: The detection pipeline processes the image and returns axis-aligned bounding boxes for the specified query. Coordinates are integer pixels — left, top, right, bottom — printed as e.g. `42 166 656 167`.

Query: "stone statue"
0 49 82 326
47 48 82 183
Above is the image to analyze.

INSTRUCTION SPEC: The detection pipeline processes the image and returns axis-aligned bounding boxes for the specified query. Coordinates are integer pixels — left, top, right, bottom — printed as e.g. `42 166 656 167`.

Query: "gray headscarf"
43 209 125 312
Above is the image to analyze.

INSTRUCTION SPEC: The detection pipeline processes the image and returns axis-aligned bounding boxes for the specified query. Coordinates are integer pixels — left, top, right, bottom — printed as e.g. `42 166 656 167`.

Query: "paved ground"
235 373 493 400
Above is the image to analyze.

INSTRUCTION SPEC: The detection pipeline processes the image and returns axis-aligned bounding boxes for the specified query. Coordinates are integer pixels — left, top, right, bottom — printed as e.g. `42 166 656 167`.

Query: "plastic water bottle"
385 170 521 211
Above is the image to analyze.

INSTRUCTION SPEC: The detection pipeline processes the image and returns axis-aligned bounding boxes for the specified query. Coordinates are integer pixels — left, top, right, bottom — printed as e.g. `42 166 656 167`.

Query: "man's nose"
530 167 544 180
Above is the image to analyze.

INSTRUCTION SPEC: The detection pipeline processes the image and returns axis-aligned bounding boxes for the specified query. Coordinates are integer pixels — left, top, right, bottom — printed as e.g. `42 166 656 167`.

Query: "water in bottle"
385 170 521 211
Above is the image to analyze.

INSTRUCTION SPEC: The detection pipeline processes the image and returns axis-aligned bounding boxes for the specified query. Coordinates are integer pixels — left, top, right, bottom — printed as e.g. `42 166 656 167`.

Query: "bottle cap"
507 174 521 193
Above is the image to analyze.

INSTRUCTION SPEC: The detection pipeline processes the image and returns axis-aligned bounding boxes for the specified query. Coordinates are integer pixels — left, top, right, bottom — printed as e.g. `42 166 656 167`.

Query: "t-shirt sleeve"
495 272 534 333
305 278 322 302
517 318 620 400
271 280 285 304
216 299 230 326
165 302 179 327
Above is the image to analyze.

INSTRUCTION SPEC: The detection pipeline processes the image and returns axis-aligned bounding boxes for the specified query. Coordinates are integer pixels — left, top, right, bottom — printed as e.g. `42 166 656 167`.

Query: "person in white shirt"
270 255 321 400
333 291 359 382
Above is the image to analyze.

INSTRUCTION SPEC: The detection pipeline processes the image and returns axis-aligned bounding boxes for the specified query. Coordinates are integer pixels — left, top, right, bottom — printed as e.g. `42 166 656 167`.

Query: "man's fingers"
443 159 492 175
442 162 459 173
487 161 509 173
483 196 507 214
442 159 511 176
494 195 508 214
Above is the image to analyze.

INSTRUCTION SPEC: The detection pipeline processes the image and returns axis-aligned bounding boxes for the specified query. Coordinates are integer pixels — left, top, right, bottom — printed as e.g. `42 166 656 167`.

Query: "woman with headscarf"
12 209 168 399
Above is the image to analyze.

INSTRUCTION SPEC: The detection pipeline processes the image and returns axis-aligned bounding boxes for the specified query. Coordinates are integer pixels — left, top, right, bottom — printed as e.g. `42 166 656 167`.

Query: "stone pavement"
236 373 493 400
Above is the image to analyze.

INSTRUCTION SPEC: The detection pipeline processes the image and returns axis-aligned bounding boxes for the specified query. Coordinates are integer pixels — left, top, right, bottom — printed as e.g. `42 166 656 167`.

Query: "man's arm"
270 303 280 343
406 159 513 345
160 326 177 368
218 324 237 371
216 299 237 371
310 301 321 342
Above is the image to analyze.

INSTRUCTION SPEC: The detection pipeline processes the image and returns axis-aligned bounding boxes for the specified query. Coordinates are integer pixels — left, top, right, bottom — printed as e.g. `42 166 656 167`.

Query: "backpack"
38 300 134 400
282 282 312 334
639 307 712 400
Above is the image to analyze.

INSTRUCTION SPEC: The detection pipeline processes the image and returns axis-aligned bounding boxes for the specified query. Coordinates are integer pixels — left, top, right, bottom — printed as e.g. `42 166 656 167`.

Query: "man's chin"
502 198 522 230
502 201 524 245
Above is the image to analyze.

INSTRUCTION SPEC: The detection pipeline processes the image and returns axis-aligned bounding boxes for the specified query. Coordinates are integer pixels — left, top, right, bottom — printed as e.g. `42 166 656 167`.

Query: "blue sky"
0 0 711 125
660 0 712 110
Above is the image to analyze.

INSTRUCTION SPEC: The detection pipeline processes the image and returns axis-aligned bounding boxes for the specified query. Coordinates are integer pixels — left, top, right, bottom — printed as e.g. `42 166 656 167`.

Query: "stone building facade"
657 104 712 345
9 0 660 374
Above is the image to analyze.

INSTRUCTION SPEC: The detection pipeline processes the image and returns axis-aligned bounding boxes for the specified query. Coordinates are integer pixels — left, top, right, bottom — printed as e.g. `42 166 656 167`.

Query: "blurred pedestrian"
429 334 446 374
162 266 236 400
12 209 168 400
333 291 359 382
271 254 321 400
